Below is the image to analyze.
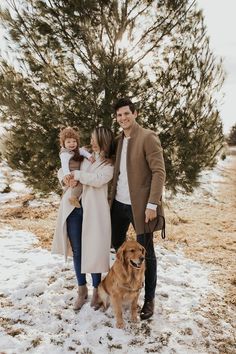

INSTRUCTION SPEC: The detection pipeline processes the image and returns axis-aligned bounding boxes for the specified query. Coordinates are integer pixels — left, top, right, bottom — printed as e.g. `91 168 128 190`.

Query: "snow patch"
0 227 222 354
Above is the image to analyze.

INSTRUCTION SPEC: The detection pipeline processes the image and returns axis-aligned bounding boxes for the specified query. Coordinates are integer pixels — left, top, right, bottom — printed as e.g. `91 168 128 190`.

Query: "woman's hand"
88 156 96 163
69 178 78 188
71 170 80 182
63 173 79 188
63 174 72 186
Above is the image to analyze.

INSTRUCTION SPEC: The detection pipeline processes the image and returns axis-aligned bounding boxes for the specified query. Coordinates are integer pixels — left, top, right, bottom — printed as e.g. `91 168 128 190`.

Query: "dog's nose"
140 257 145 262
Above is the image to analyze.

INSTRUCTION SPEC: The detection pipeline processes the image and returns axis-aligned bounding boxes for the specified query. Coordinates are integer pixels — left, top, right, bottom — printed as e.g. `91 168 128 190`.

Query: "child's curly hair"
59 126 83 161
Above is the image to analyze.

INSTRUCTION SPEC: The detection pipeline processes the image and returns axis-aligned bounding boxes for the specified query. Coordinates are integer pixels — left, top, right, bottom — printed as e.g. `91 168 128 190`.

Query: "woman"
52 127 115 310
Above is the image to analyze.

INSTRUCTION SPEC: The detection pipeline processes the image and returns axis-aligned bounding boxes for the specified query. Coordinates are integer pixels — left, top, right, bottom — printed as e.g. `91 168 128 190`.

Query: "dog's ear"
116 242 126 263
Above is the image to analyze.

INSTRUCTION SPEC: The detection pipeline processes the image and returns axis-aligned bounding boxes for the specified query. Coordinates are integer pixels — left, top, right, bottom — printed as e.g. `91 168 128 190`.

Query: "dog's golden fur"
98 240 145 328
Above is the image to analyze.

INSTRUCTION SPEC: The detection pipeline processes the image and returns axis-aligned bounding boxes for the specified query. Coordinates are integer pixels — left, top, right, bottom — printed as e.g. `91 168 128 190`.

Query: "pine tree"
227 124 236 146
0 0 224 193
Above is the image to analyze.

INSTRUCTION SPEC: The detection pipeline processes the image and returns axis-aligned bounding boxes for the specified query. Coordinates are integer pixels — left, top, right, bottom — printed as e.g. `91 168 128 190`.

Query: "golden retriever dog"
98 240 145 328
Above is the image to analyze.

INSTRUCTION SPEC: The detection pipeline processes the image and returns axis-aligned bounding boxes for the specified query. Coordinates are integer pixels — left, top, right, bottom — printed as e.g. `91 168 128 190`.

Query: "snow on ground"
0 154 234 353
0 161 32 203
0 226 221 354
0 160 59 206
165 155 234 205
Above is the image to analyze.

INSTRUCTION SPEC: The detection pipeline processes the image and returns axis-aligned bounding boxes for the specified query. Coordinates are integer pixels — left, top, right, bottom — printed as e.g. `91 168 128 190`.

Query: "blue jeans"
67 207 101 288
111 200 157 301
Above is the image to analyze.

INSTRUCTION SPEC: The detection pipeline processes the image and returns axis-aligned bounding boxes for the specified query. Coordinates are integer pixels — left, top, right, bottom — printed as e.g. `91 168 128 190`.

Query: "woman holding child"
52 126 115 310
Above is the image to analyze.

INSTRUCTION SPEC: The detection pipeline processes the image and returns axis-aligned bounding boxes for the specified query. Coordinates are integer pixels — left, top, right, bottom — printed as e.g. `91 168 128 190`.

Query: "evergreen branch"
131 0 197 67
6 0 50 68
127 0 144 17
126 1 152 25
131 7 176 50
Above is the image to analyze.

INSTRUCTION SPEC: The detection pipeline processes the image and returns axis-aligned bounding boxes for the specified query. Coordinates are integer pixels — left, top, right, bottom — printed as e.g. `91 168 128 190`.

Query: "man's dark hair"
113 98 136 114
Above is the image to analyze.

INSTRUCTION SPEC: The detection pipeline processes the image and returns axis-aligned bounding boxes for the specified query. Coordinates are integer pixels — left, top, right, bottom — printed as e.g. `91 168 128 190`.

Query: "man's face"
116 106 137 132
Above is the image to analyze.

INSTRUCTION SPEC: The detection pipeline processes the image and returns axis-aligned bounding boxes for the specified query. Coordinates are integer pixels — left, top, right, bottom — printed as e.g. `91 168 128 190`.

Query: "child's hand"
88 156 96 164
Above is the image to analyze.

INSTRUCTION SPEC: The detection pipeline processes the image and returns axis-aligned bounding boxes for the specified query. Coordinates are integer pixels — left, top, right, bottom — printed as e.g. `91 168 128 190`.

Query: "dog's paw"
131 315 138 323
116 321 125 329
92 304 101 311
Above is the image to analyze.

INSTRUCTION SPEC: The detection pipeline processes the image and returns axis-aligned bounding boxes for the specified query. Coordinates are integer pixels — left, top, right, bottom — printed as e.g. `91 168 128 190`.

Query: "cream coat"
52 157 114 273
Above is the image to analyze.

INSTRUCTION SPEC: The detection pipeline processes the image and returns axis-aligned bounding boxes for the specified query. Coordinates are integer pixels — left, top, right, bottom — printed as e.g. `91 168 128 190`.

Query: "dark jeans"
67 207 101 288
111 199 157 301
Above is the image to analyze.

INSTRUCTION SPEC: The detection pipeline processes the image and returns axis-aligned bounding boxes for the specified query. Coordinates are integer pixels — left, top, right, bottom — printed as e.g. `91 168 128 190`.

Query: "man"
110 98 166 320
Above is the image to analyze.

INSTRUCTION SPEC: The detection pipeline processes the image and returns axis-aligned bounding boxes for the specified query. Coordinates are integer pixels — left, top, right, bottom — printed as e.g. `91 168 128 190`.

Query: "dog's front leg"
111 295 124 329
131 294 139 322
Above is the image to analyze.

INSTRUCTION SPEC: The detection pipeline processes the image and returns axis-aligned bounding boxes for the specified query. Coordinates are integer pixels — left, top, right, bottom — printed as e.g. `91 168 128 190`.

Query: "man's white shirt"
115 137 131 204
115 137 156 210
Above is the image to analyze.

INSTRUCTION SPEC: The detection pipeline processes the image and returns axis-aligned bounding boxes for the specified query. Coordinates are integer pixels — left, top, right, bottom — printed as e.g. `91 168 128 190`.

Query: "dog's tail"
98 282 110 310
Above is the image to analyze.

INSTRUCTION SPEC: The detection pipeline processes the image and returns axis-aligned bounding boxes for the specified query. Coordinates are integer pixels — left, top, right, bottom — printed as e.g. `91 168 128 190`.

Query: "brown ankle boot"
69 196 81 208
90 288 100 310
140 299 155 320
74 285 88 311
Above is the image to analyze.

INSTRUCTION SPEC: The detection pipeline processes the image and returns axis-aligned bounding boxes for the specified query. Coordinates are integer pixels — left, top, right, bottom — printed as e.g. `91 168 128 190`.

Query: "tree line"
0 0 224 194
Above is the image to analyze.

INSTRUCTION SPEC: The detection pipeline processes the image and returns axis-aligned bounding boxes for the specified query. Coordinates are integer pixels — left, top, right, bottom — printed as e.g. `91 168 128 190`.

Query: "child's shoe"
69 196 81 208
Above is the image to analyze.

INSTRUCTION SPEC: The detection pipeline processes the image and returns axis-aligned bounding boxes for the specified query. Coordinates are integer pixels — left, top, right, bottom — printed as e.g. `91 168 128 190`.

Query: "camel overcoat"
52 157 114 273
110 122 166 235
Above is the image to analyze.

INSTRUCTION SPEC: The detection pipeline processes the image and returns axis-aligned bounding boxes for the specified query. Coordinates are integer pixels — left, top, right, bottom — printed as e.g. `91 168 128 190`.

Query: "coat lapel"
127 123 139 171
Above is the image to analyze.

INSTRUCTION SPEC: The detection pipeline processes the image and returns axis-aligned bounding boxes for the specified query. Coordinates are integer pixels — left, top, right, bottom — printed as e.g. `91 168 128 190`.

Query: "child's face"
64 138 78 151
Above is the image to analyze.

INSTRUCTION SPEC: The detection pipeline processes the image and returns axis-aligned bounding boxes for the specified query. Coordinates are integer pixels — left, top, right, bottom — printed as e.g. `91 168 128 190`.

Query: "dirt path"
163 152 236 353
165 154 236 304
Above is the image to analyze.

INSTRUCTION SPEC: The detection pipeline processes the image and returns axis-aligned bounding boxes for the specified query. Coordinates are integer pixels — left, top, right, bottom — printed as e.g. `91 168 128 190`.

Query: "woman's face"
90 133 100 153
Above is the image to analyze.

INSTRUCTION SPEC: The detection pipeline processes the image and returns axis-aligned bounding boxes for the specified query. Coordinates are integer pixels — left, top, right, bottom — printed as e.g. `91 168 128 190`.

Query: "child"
59 126 93 208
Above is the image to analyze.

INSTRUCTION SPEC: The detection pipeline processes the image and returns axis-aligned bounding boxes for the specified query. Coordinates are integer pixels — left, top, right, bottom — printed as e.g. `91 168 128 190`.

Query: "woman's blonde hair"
92 126 115 163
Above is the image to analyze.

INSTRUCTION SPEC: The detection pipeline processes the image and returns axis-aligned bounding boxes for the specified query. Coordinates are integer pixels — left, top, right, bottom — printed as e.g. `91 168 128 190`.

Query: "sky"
197 0 236 134
0 0 235 134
